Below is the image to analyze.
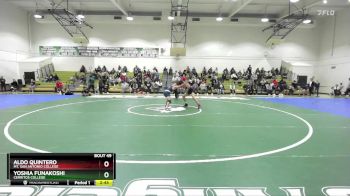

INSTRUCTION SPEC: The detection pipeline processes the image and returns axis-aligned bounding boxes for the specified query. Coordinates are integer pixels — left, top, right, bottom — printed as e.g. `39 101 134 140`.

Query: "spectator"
10 79 18 92
272 79 279 95
315 81 320 97
145 80 152 94
218 81 224 94
122 66 128 73
80 65 87 73
222 68 229 80
181 74 187 82
266 82 273 95
192 67 198 77
110 68 116 75
309 80 315 96
130 79 138 93
48 74 54 82
231 72 238 81
334 84 341 96
230 67 236 75
247 65 252 79
0 76 5 92
279 79 287 95
266 71 272 79
153 79 162 93
121 81 130 94
86 74 95 93
53 74 59 81
202 67 207 74
345 78 350 96
302 84 309 96
184 66 190 75
199 80 207 94
95 66 102 73
230 81 236 95
339 83 344 95
246 78 256 95
120 72 127 83
275 68 279 75
102 66 107 72
291 80 298 89
208 67 213 75
98 79 105 94
287 84 294 95
82 86 90 96
55 80 64 94
29 79 36 93
163 67 168 75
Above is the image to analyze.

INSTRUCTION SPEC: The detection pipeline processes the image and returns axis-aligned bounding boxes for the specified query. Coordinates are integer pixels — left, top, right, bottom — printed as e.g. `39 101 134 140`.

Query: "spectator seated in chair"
334 84 342 96
344 78 350 96
265 82 273 95
121 81 130 94
230 81 236 95
10 79 18 93
152 79 162 93
199 81 208 94
82 86 91 96
55 80 64 94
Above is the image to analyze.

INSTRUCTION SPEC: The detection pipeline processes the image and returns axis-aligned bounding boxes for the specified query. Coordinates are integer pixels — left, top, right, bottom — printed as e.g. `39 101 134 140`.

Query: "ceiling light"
76 14 85 19
34 14 43 19
303 19 312 24
261 17 269 22
290 0 299 3
216 17 223 22
323 0 327 4
126 16 134 21
168 16 174 20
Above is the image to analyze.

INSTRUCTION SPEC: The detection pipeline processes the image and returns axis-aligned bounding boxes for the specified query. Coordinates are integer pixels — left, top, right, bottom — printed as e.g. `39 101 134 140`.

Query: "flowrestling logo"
0 179 349 196
317 10 335 16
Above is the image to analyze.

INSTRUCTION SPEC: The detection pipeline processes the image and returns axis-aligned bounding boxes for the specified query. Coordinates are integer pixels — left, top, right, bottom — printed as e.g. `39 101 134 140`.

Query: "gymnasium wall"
314 7 350 93
30 19 319 76
0 1 30 81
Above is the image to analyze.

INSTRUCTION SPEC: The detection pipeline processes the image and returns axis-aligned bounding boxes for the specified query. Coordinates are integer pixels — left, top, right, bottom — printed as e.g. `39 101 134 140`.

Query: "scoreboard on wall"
7 153 116 186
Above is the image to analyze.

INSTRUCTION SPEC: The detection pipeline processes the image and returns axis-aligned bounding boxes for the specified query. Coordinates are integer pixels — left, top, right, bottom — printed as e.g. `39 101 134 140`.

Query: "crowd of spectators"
1 68 349 97
78 65 164 95
0 76 21 93
74 64 327 97
43 74 60 82
331 78 350 96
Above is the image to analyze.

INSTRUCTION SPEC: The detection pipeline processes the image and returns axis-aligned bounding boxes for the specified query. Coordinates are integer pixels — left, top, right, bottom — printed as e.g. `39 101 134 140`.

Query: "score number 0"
104 161 110 178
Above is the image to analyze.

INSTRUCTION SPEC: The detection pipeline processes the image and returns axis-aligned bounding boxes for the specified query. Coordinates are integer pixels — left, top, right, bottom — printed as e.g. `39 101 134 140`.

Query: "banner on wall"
39 46 160 58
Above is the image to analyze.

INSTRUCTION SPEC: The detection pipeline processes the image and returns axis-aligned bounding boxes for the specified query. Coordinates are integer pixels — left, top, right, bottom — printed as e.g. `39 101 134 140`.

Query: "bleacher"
20 70 293 95
22 71 76 92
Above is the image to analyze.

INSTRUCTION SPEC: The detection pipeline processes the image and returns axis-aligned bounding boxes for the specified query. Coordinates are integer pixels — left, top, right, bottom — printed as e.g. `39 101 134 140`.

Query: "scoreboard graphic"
7 153 116 186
